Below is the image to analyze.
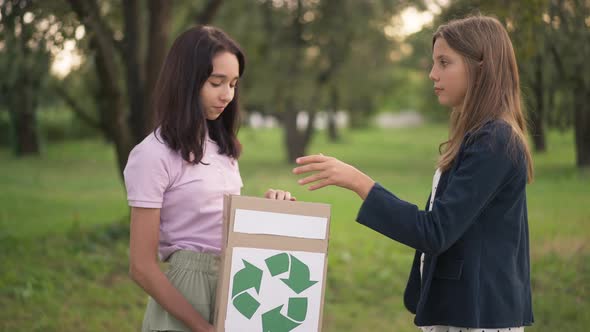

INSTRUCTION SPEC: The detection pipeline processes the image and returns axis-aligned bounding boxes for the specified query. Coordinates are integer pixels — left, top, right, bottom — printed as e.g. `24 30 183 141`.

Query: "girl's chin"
206 112 223 120
437 96 460 108
436 96 450 107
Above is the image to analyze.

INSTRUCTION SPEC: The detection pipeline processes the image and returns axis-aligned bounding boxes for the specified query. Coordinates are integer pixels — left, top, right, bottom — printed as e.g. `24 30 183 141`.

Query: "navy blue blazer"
356 120 534 328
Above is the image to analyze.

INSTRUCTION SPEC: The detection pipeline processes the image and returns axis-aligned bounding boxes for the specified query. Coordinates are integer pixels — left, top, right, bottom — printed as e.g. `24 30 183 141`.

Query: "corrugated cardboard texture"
215 195 331 332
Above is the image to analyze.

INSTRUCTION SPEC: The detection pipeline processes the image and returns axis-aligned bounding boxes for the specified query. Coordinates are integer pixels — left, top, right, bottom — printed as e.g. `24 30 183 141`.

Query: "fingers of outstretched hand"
297 172 327 186
308 179 332 191
292 162 327 175
295 154 328 165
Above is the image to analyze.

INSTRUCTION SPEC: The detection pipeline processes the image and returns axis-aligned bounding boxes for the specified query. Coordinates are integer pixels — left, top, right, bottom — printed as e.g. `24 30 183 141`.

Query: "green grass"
1 125 588 331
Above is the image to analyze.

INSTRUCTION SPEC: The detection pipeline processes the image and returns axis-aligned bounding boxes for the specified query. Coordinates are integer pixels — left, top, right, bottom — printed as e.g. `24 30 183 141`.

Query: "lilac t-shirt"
123 131 243 261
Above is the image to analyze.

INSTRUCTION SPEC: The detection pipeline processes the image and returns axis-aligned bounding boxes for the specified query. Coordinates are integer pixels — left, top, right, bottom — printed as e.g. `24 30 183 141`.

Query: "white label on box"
233 209 328 239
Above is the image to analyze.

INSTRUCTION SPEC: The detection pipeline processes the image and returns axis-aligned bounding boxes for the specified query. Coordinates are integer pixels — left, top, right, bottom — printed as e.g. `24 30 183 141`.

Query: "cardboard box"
215 195 331 332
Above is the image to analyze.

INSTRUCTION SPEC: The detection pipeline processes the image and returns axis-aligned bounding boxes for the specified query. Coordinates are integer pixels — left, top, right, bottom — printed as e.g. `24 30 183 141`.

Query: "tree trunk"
93 37 134 177
67 0 221 179
67 0 132 176
530 54 547 152
281 0 314 163
10 52 41 156
573 85 590 169
2 3 42 156
123 0 146 143
10 85 40 156
327 87 340 142
283 103 315 163
143 0 172 138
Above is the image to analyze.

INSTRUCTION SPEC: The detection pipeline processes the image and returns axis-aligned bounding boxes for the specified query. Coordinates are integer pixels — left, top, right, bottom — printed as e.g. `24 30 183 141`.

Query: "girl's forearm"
130 263 212 332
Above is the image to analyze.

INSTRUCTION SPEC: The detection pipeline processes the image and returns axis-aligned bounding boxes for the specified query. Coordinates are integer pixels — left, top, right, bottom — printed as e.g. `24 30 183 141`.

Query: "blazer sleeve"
356 127 517 255
402 195 431 314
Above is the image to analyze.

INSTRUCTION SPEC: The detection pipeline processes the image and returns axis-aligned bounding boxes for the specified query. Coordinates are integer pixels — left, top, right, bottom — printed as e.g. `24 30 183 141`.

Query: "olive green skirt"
141 250 220 332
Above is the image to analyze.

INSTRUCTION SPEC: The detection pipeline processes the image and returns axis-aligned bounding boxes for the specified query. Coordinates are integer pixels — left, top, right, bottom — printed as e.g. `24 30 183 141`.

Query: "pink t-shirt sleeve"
123 143 170 208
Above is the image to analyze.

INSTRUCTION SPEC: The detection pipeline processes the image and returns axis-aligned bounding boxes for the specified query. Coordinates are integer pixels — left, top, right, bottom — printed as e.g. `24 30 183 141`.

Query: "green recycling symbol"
231 252 319 332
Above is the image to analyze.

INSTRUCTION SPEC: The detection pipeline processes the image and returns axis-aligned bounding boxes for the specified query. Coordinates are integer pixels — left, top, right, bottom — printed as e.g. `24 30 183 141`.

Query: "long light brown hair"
434 15 534 182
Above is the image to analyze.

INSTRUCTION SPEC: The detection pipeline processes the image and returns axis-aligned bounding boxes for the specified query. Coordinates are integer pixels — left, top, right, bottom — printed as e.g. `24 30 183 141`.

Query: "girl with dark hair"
294 15 534 331
123 26 291 332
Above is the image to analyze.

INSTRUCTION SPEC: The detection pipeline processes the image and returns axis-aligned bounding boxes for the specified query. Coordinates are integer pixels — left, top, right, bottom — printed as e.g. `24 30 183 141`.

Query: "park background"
1 0 588 331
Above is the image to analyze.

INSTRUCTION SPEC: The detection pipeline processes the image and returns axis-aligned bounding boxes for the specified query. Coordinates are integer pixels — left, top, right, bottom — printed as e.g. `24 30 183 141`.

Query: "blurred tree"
0 0 57 155
433 0 589 168
392 25 448 122
314 0 407 133
503 0 553 153
545 0 590 168
216 0 406 162
4 0 420 169
59 0 223 177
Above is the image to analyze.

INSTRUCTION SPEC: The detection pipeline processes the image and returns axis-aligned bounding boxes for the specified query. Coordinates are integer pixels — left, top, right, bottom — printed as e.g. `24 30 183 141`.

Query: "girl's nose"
220 86 233 102
429 67 438 82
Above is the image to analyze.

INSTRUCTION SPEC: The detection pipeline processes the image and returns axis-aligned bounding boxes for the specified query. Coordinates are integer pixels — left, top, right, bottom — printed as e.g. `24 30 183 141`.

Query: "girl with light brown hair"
294 15 534 331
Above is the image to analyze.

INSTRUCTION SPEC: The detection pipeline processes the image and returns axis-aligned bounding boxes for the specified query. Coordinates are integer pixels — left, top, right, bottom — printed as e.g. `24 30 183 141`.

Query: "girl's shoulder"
465 120 527 171
132 131 177 158
126 131 182 172
467 119 513 148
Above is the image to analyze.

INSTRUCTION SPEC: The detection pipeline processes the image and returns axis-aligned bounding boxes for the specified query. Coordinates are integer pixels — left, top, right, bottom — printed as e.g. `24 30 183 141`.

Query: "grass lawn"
1 124 588 331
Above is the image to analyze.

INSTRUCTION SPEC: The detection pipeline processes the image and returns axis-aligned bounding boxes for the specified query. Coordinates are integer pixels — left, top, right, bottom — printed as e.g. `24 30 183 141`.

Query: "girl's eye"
210 81 222 87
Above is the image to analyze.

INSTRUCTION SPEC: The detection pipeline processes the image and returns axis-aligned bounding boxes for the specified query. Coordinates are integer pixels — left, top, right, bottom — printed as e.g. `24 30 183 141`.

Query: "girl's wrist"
353 172 375 200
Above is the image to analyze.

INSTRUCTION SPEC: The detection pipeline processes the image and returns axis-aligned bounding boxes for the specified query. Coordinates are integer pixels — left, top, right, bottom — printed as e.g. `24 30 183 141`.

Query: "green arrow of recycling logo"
230 252 319 331
266 253 318 294
231 260 263 319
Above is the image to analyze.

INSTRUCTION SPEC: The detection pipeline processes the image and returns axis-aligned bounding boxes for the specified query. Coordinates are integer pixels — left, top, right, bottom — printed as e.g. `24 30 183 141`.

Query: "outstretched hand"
292 154 375 199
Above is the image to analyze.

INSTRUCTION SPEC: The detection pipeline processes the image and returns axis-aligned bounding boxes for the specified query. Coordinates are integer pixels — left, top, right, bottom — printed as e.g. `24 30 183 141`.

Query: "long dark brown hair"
434 15 534 182
153 25 245 164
